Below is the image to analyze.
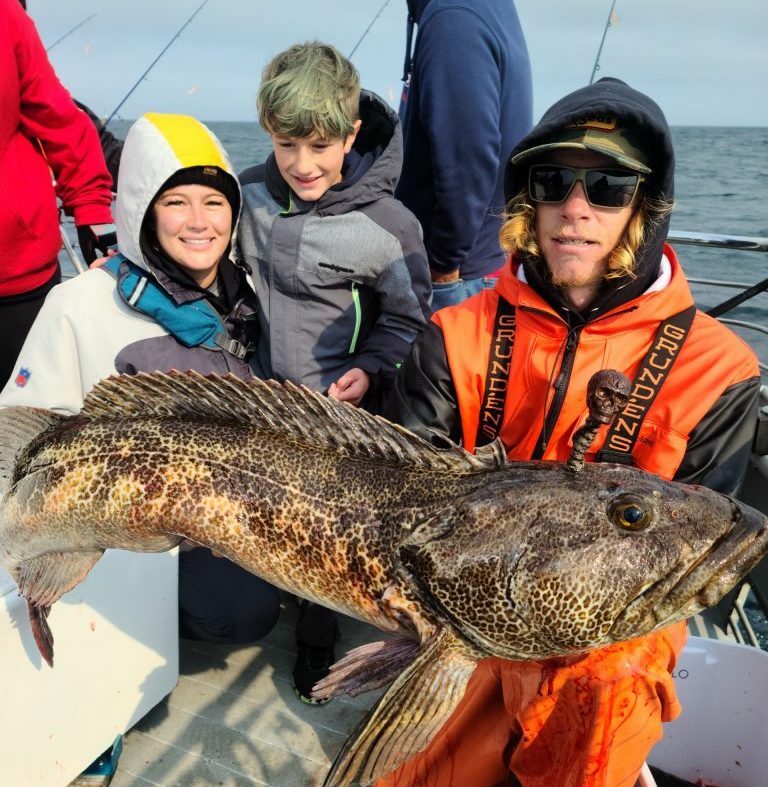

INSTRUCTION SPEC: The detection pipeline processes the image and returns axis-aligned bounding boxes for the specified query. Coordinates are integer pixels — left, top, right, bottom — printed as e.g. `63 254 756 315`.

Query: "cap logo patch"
566 115 618 132
202 166 219 176
14 367 31 387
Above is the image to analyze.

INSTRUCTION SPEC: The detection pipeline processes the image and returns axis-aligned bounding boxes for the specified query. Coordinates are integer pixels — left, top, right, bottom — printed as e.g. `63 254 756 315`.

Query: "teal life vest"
101 254 249 359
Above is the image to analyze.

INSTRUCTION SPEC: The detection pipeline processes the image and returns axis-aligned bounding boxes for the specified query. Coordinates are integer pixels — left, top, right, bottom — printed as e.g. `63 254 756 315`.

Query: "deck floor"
107 599 386 787
90 604 735 787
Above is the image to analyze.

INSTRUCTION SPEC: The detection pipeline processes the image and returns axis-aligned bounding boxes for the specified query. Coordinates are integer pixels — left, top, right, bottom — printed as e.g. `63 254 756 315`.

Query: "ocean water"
668 126 768 363
98 122 768 364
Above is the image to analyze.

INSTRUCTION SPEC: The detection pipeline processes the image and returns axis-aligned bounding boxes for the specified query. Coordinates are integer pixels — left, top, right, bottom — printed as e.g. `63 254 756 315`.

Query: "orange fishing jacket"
435 245 758 474
378 247 760 787
377 624 688 787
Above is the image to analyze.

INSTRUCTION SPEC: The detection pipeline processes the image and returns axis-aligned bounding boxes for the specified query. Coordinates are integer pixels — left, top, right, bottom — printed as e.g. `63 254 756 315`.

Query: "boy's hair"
499 189 674 280
258 41 360 140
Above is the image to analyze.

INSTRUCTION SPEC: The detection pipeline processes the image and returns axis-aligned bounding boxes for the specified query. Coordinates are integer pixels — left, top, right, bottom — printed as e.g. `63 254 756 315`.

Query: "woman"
0 112 280 645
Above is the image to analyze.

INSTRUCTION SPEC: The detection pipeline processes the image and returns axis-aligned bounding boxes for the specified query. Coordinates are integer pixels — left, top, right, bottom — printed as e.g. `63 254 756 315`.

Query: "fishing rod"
349 0 392 58
46 12 96 52
104 0 209 130
59 225 87 276
589 0 619 84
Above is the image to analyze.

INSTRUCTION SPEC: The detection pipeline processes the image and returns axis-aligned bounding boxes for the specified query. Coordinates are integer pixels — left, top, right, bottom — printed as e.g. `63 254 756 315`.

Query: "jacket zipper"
528 304 639 460
348 282 362 354
532 325 583 459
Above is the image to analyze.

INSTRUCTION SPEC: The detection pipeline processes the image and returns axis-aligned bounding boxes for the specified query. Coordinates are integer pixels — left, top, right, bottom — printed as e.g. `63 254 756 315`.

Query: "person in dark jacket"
378 78 760 786
238 41 431 704
397 0 533 309
73 99 124 190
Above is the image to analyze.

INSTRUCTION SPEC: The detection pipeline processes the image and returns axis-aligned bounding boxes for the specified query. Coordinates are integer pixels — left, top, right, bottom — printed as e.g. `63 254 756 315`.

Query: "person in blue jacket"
397 0 533 310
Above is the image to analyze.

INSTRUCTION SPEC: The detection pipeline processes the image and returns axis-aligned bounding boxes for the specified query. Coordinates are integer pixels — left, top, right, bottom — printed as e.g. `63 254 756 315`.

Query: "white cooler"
0 549 179 787
649 636 768 786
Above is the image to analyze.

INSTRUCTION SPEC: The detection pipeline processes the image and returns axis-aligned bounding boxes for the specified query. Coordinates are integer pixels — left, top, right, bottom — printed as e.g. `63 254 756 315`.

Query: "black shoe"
292 641 335 705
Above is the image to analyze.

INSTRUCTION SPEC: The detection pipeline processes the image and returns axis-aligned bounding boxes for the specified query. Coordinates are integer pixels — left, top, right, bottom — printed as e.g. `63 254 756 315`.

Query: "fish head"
395 462 768 659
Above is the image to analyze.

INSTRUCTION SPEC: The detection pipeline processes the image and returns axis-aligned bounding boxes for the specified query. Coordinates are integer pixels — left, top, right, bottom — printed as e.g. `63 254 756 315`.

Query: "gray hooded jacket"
238 91 431 392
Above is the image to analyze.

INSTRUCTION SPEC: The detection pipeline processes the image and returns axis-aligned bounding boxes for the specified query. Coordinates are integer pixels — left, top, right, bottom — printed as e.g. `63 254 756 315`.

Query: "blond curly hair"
499 189 673 280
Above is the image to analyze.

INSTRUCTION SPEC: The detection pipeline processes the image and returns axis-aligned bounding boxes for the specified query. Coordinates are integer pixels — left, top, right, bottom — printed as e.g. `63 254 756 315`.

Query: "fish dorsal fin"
0 408 62 498
474 436 509 467
80 371 501 473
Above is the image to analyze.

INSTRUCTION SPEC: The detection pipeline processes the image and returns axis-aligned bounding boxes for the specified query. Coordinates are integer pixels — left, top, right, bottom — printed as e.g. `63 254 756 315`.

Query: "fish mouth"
611 499 768 639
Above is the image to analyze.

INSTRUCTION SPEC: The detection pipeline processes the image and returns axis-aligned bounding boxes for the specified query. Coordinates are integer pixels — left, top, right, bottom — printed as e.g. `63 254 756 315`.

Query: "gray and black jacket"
238 91 431 394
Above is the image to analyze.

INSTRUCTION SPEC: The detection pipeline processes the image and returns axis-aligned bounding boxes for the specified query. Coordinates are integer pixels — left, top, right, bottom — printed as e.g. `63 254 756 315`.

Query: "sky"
28 0 768 127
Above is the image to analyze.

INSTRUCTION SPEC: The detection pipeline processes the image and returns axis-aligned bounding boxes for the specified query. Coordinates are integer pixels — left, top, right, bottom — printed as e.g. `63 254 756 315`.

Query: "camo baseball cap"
511 115 652 174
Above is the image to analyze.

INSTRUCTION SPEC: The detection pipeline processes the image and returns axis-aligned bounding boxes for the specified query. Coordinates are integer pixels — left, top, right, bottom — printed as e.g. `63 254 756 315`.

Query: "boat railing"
669 230 768 650
668 230 768 375
699 385 768 649
668 230 768 253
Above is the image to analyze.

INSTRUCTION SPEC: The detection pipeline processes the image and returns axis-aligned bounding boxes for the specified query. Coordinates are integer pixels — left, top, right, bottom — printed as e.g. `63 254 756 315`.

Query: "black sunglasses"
528 164 644 209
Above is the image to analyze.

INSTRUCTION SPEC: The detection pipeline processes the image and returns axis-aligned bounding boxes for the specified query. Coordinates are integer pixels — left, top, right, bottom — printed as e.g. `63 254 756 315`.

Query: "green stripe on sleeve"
348 282 361 354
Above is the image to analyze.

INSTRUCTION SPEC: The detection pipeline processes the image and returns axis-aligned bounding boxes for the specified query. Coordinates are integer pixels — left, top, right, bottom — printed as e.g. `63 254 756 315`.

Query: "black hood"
265 90 402 217
504 77 675 320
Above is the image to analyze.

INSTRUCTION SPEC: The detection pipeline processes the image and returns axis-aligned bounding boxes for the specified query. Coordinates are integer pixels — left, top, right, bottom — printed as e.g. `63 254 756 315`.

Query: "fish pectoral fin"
17 550 104 668
17 549 105 608
28 602 54 667
324 628 477 787
313 637 420 700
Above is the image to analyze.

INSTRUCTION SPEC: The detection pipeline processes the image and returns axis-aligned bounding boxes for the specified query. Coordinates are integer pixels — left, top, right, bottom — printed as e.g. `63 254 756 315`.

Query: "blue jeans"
430 275 498 312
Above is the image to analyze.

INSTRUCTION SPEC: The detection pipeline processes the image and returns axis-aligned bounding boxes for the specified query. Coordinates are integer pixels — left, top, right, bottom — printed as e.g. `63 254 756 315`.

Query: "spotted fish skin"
5 415 486 635
2 371 767 654
0 372 513 650
1 371 767 787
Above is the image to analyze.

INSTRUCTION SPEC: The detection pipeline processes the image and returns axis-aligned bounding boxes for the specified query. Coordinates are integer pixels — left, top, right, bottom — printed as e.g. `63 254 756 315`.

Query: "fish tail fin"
0 407 62 500
28 602 54 667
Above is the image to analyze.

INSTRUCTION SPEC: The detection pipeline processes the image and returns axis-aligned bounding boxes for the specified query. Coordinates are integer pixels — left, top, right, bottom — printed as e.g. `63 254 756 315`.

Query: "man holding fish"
382 78 761 786
0 77 765 787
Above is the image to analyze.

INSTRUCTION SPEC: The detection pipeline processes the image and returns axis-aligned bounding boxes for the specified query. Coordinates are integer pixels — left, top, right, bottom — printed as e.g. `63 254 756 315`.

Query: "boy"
238 42 431 703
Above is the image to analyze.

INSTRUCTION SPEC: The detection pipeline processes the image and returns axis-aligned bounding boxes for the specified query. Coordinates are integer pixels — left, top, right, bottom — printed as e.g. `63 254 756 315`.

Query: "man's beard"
548 264 607 290
540 251 609 290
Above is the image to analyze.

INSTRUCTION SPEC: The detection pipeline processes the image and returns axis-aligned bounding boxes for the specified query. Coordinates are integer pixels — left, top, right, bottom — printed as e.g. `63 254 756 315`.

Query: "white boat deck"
105 598 385 787
79 602 737 787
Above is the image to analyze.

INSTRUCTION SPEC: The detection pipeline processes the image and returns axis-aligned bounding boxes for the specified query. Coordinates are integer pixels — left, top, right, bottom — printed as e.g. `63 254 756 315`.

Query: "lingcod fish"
1 371 766 787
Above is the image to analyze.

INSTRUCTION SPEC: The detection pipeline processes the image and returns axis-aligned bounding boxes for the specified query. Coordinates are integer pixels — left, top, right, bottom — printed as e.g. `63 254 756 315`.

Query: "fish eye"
607 494 654 531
